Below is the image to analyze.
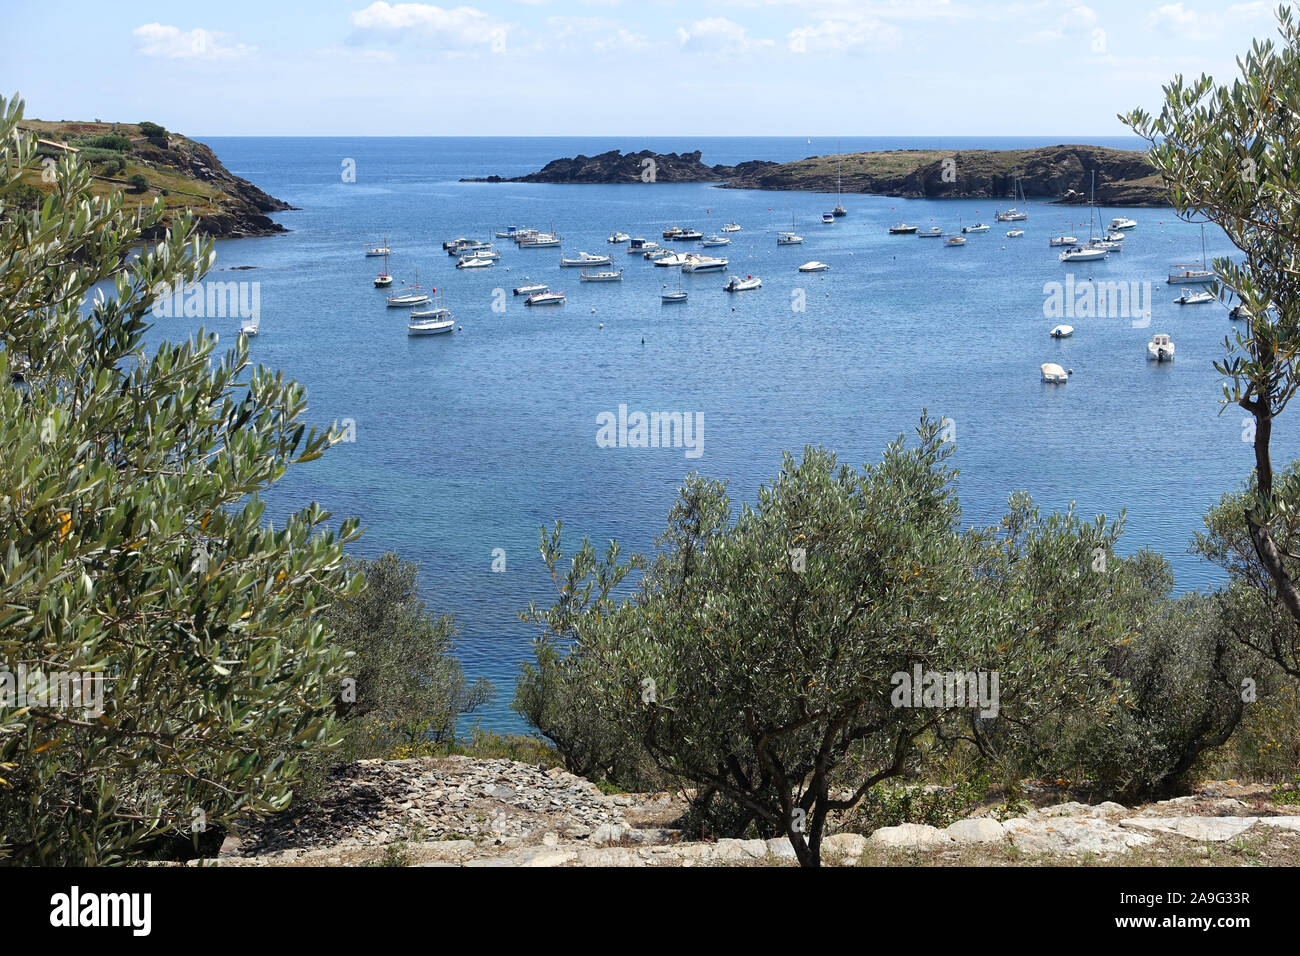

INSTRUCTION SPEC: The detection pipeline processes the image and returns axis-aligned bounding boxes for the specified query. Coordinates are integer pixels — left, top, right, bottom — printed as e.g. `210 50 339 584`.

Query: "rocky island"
466 144 1168 206
16 119 294 238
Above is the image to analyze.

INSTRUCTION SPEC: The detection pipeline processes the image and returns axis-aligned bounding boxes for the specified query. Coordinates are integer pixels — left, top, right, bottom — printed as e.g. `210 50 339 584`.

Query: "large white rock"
1256 816 1300 832
945 818 1006 844
1002 817 1153 855
867 823 953 849
823 832 868 862
1119 816 1260 841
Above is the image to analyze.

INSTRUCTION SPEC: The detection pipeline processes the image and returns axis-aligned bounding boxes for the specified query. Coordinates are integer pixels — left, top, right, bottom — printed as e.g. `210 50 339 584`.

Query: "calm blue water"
152 136 1297 733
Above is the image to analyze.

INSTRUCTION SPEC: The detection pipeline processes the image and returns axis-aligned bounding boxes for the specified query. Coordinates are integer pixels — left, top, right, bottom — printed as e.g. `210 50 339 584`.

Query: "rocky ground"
199 757 1300 867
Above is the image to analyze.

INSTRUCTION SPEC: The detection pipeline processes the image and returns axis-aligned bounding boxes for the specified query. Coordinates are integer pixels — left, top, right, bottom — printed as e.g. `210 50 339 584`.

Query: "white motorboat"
1147 333 1175 361
628 238 660 254
240 315 259 337
1048 235 1079 247
655 252 689 267
675 229 703 241
1175 289 1214 305
724 274 761 292
560 252 613 268
822 213 835 224
776 232 804 245
408 306 455 336
442 237 469 250
580 269 624 282
720 222 742 232
1059 245 1108 262
798 260 831 271
1049 324 1073 338
661 290 688 303
1103 230 1126 242
962 223 990 234
1041 363 1070 383
681 254 728 273
944 236 966 247
457 255 493 269
525 291 566 306
607 232 630 243
513 282 547 296
663 226 687 239
889 223 919 234
1087 238 1123 252
1006 229 1025 238
447 239 491 256
646 248 673 261
1111 217 1138 230
701 236 731 247
496 226 525 239
365 236 391 257
520 233 562 248
462 248 499 260
918 226 944 238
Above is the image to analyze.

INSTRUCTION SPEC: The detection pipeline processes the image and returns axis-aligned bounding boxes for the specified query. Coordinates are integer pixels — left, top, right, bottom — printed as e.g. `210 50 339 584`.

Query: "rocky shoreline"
464 145 1169 207
202 756 1300 867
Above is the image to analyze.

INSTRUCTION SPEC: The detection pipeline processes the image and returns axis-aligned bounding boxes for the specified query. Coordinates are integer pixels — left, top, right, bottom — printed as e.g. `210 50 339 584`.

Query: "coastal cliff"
17 119 293 238
467 145 1168 206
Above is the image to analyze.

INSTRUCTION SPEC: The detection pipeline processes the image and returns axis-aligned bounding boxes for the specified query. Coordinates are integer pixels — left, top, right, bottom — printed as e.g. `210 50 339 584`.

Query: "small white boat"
525 291 566 306
798 260 830 272
1059 245 1107 262
822 213 835 224
387 274 430 307
701 235 731 247
944 236 966 247
681 254 728 273
580 269 624 282
607 232 630 243
1049 324 1073 338
365 236 391 257
560 252 612 268
889 223 919 234
777 232 804 245
724 274 761 292
1041 362 1070 383
1147 333 1174 361
447 240 491 256
962 223 990 234
1169 223 1212 283
457 255 494 269
628 238 659 254
408 307 455 336
663 226 686 239
1087 238 1123 252
646 248 673 261
442 237 468 249
1175 289 1214 305
373 249 393 287
240 315 259 337
917 226 944 238
655 252 689 267
720 222 742 232
1006 229 1025 238
520 233 562 248
996 209 1029 222
1111 217 1138 230
675 229 703 241
513 282 547 296
462 248 499 260
1048 235 1079 247
1230 304 1253 321
496 226 524 239
661 290 688 303
1103 230 1126 242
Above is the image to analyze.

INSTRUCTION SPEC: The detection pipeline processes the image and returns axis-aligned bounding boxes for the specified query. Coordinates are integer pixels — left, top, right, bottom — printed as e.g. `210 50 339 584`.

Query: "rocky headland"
465 145 1168 206
19 119 294 238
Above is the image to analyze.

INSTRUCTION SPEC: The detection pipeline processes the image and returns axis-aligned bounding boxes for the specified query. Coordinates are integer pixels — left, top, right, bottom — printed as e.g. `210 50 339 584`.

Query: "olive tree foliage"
0 94 360 864
517 418 1148 866
1124 6 1300 672
326 552 492 762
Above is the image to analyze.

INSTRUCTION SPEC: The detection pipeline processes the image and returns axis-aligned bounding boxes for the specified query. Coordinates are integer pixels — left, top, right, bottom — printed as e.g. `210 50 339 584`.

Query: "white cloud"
349 3 511 49
787 18 903 53
132 23 256 59
1146 2 1268 40
546 16 649 50
676 17 774 54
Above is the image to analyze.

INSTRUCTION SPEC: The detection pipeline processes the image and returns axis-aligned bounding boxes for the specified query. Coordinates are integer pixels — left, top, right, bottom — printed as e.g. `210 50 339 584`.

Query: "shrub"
126 172 148 192
80 133 132 152
0 93 359 865
138 121 167 139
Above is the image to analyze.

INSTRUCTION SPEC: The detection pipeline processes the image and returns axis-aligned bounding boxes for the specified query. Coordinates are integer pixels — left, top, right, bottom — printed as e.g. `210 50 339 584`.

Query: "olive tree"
519 418 1146 866
1124 5 1300 672
0 93 359 864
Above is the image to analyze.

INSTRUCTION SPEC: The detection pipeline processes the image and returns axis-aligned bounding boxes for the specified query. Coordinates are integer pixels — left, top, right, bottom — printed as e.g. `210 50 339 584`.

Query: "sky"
3 0 1290 135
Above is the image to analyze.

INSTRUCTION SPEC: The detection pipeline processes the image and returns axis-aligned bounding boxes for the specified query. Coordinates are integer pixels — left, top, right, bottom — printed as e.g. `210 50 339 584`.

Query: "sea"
155 135 1297 733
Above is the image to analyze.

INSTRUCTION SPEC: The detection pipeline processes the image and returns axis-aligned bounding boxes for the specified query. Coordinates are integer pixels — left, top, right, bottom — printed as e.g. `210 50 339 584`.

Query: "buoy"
599 323 603 329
